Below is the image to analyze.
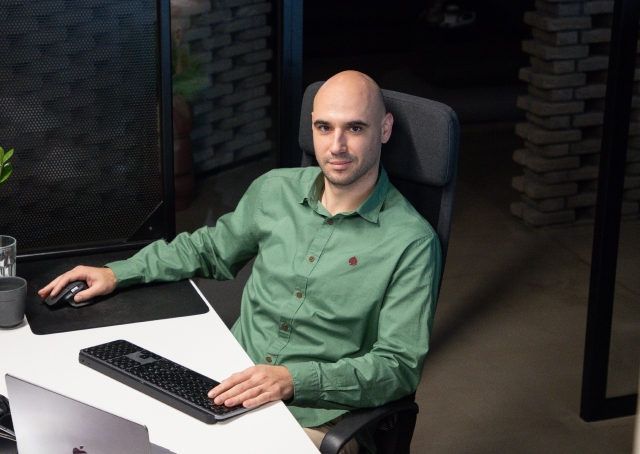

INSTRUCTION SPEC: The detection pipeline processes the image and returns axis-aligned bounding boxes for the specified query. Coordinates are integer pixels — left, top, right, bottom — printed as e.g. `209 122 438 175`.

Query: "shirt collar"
301 166 390 224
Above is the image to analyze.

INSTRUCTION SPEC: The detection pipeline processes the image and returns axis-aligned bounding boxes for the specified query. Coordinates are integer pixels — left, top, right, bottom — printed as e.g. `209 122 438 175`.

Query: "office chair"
298 82 459 454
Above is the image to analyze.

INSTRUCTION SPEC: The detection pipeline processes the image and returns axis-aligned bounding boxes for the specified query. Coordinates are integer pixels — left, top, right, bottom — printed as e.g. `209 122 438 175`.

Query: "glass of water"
0 236 16 277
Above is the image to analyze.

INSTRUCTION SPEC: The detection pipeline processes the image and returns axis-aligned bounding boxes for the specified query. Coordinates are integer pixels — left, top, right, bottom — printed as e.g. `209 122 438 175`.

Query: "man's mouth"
327 160 353 170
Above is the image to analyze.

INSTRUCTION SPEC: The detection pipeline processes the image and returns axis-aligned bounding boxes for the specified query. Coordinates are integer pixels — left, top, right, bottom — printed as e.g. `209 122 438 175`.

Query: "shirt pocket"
306 252 392 322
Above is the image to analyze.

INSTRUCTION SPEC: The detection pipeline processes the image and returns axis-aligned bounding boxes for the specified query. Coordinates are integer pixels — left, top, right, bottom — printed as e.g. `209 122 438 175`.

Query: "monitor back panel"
0 0 172 257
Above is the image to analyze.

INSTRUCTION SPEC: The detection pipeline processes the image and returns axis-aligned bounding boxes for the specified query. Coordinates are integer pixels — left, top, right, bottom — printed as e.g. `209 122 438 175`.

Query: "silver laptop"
5 374 175 454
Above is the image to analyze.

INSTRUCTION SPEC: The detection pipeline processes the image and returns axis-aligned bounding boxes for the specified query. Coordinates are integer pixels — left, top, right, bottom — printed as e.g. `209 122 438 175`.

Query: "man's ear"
381 112 394 144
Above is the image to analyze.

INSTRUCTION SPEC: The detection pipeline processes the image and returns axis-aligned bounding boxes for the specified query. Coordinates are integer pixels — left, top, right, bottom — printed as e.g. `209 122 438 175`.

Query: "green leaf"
2 149 13 164
0 162 12 184
0 147 4 164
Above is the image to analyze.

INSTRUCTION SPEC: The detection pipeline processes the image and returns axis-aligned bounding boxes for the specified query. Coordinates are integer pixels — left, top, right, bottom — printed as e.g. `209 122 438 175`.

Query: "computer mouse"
43 281 93 308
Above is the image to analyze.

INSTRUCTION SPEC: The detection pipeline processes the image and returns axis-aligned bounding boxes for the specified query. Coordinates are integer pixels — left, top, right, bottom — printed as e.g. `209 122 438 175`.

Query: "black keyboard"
79 340 252 424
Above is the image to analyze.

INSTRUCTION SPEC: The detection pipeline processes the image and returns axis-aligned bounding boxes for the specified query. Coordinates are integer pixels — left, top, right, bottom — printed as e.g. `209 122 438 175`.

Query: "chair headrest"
298 82 459 187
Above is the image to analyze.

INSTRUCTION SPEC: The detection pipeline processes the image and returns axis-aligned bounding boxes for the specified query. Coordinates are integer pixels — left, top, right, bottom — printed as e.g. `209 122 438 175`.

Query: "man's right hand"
38 266 117 304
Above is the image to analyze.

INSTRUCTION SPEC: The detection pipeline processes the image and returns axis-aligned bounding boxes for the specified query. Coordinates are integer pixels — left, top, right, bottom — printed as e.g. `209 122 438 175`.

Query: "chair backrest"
298 82 460 270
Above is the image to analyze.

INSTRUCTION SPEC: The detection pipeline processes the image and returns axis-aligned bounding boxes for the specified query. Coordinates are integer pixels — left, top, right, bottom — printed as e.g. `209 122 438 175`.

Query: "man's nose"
329 129 346 153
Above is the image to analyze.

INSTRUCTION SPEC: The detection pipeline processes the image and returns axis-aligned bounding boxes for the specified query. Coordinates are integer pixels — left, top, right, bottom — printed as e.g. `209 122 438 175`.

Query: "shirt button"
281 323 289 331
296 292 302 298
266 356 272 363
327 219 334 225
309 256 315 262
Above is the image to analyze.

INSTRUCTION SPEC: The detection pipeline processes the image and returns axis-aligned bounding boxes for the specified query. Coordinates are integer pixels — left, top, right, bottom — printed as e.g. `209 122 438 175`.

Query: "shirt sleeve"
286 232 442 410
105 175 265 288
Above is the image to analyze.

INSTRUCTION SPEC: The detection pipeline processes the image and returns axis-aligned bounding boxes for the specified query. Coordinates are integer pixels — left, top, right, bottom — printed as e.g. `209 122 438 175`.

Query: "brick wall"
511 0 640 226
172 0 274 175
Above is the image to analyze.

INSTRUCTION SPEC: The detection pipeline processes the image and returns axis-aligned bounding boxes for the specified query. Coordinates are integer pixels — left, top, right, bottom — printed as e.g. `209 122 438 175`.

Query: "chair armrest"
318 395 418 454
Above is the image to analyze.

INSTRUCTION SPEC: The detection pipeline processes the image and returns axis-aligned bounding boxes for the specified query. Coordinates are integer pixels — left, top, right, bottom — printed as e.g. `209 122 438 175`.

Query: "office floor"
176 122 640 454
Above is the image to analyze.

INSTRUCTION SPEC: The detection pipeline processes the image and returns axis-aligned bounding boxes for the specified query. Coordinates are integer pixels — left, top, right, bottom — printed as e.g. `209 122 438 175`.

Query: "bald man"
40 71 442 453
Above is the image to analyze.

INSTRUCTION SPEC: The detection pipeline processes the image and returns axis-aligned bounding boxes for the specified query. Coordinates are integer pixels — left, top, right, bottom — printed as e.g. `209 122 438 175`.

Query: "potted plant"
0 147 13 186
0 147 16 277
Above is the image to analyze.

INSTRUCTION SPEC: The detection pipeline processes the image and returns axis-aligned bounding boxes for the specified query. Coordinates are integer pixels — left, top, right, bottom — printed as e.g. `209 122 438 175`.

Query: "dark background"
304 1 531 87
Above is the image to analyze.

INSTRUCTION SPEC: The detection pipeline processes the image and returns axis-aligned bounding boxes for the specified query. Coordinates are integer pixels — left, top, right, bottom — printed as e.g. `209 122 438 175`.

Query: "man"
39 71 442 453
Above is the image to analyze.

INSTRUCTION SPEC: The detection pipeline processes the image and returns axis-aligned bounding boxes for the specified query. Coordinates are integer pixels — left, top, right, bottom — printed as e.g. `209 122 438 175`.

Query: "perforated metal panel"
0 0 172 256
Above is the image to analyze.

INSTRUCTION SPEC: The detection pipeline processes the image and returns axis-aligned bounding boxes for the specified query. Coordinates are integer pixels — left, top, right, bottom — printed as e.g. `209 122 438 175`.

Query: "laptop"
5 374 175 454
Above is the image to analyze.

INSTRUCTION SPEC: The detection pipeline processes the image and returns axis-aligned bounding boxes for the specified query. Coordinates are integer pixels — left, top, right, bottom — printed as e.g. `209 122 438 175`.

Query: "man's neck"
321 168 379 216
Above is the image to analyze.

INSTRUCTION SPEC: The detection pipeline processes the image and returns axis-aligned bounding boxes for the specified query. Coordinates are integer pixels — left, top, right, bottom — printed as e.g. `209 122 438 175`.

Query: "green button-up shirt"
106 166 441 433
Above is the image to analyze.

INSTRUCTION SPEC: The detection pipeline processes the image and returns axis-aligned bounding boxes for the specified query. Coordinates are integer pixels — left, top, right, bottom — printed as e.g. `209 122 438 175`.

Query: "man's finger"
74 286 101 302
37 283 54 298
38 276 66 298
39 266 117 302
242 391 276 408
40 268 86 298
209 369 252 398
223 386 265 408
46 277 72 299
211 379 255 405
208 365 293 408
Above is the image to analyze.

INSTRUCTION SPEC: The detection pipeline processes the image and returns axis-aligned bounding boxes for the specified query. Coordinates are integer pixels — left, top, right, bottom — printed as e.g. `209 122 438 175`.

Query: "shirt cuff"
285 362 321 406
105 260 143 288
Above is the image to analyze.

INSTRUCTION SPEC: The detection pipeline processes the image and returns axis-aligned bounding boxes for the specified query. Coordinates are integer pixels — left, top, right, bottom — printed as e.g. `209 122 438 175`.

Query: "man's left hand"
208 365 294 408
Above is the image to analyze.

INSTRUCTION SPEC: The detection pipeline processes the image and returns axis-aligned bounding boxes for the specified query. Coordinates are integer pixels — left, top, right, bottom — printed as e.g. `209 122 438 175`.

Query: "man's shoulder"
261 167 320 183
251 167 320 194
382 184 437 241
249 167 320 198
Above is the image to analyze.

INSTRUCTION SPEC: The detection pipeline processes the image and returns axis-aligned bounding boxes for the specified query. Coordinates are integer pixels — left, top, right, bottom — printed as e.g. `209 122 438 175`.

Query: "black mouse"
43 281 93 308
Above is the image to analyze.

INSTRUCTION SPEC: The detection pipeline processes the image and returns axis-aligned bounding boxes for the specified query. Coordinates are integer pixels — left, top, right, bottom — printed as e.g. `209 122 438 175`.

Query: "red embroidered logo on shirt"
349 256 358 266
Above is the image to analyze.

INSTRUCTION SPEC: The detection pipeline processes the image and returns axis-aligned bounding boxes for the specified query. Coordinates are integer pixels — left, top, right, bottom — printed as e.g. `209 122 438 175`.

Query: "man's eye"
349 126 362 132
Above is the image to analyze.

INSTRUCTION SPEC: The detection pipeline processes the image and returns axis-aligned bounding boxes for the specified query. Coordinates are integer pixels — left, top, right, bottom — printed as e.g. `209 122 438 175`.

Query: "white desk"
0 280 319 453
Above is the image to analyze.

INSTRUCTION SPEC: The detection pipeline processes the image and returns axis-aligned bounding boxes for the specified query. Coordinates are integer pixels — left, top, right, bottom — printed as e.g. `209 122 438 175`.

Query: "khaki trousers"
303 416 360 454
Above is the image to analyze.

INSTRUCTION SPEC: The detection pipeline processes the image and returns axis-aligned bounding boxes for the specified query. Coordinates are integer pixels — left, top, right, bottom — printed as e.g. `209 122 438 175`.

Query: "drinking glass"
0 236 16 277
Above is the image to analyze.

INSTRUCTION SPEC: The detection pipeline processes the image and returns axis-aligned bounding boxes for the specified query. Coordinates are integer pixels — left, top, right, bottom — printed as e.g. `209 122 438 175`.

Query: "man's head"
312 71 393 190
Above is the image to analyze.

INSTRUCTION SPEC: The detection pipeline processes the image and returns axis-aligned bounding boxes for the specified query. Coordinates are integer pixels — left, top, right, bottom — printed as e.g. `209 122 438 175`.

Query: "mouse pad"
19 250 209 335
